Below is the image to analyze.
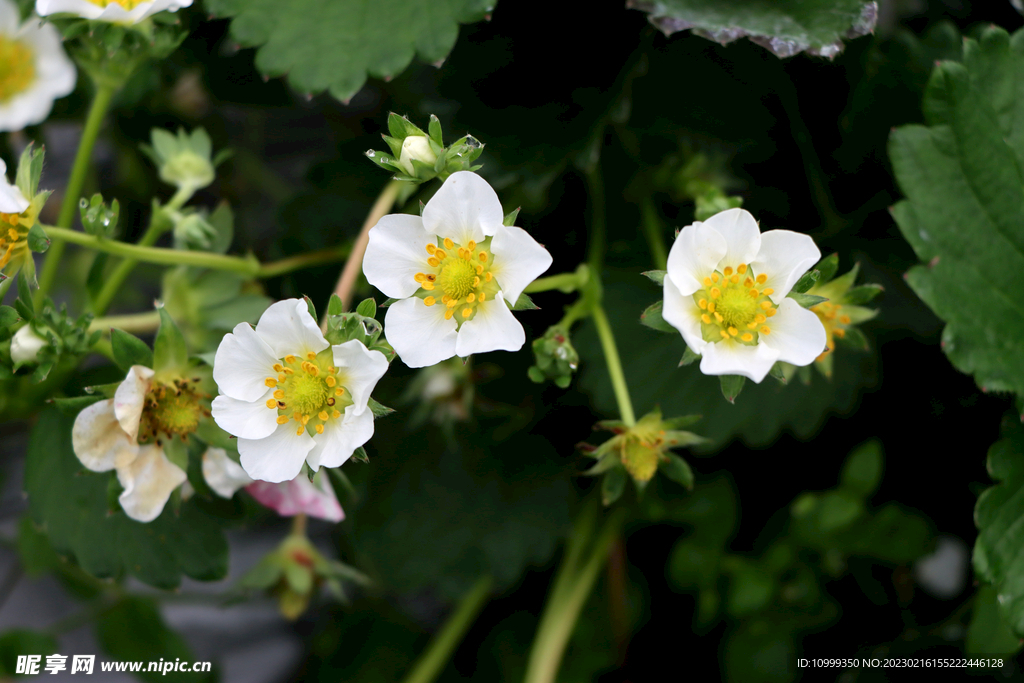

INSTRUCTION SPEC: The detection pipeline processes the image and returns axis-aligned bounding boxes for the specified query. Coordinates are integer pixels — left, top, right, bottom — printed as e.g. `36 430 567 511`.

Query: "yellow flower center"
693 264 778 345
139 378 209 443
413 236 500 326
86 0 146 7
0 213 28 273
0 36 34 104
810 300 851 360
264 351 354 436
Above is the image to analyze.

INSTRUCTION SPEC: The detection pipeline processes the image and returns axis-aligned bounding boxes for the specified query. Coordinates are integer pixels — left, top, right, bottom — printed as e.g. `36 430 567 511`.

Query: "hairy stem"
89 310 161 334
639 194 668 270
92 215 170 315
36 84 117 303
401 574 494 683
591 304 636 427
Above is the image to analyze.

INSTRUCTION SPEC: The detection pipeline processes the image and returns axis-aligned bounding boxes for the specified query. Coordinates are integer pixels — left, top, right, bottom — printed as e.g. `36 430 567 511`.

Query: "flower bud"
173 213 217 250
142 127 220 198
10 325 47 365
529 326 579 388
398 135 437 176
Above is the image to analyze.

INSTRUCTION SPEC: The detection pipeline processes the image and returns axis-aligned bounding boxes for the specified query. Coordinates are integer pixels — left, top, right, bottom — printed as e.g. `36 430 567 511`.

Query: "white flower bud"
10 325 47 365
398 135 437 176
161 150 215 194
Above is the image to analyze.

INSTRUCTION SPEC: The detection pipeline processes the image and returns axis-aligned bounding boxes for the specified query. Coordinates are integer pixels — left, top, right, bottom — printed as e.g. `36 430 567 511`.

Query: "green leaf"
889 29 1024 395
839 439 883 497
719 375 745 403
355 297 377 318
632 0 877 59
26 224 49 253
966 585 1024 655
16 517 59 577
206 0 495 103
207 202 234 254
511 292 539 310
660 453 694 490
602 466 627 506
110 328 153 374
24 409 229 589
639 300 676 333
0 630 59 676
153 308 189 374
974 421 1024 635
97 597 215 683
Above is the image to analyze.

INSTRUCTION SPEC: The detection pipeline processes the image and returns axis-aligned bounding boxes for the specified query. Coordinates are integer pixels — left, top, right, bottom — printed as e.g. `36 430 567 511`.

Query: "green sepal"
351 446 369 464
503 208 520 227
0 305 18 328
15 142 44 197
679 346 700 366
768 362 787 383
327 293 344 316
368 397 394 418
640 300 676 333
428 114 443 147
153 307 189 375
239 555 283 590
602 466 627 506
380 297 400 308
788 292 828 308
642 270 667 285
660 453 695 490
27 224 50 253
661 414 701 430
837 326 870 351
791 269 820 294
381 134 404 159
110 329 153 373
387 112 426 140
16 270 33 317
50 394 106 415
162 438 189 472
512 293 539 310
355 297 377 318
813 253 840 284
303 295 317 322
843 284 884 305
719 375 745 403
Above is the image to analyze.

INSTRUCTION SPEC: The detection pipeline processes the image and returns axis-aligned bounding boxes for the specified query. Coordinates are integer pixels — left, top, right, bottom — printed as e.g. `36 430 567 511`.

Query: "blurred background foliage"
4 0 1024 681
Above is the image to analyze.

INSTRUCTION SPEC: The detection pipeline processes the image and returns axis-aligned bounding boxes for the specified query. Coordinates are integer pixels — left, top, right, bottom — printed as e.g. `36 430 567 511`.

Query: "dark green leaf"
633 0 877 59
327 293 344 316
814 253 839 284
839 440 883 497
367 397 395 418
303 295 317 321
16 270 32 317
679 346 700 366
153 308 189 374
207 202 234 254
110 329 153 374
50 394 105 415
16 517 59 577
0 630 59 676
966 585 1024 655
206 0 495 102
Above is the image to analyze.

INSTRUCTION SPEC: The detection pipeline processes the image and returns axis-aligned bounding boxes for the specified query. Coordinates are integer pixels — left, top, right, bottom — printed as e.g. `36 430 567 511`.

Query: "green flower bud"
803 255 881 378
141 127 227 199
366 113 483 183
398 134 438 176
528 325 579 388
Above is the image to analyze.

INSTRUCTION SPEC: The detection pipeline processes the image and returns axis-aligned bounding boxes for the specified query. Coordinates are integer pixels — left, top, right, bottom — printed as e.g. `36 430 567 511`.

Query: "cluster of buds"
528 325 579 389
365 113 484 185
581 408 706 505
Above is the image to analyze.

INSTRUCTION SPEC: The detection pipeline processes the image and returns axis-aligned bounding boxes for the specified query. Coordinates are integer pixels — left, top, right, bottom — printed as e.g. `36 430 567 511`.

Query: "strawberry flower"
36 0 192 24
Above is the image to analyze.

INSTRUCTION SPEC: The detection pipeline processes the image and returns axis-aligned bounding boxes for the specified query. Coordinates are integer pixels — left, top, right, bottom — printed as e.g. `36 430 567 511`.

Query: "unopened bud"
10 325 47 365
398 135 437 176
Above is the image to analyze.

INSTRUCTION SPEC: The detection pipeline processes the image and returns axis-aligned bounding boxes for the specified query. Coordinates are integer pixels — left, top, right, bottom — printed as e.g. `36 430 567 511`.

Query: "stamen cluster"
695 264 778 345
263 351 352 436
138 377 210 444
0 36 34 103
414 237 499 325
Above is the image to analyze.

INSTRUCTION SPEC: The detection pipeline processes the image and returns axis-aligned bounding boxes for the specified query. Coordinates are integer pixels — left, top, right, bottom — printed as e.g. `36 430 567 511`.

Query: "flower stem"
522 501 625 683
89 310 161 334
591 304 636 427
401 574 494 683
584 164 607 271
291 513 307 537
639 194 668 270
35 83 117 304
327 179 402 321
92 214 171 315
524 271 584 295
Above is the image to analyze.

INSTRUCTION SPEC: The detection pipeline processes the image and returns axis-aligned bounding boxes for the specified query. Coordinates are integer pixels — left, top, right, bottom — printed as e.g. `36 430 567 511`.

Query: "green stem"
525 271 584 295
36 83 117 303
639 195 668 270
591 304 636 427
523 503 625 683
401 574 494 683
258 246 350 278
92 215 170 315
584 165 607 271
89 310 161 334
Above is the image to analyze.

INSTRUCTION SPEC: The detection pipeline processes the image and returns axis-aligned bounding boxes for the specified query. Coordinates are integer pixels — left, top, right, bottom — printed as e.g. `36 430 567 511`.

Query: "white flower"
0 158 28 214
363 171 553 368
71 365 188 522
662 208 827 383
10 325 47 365
398 134 436 176
36 0 192 24
211 299 389 484
0 0 75 132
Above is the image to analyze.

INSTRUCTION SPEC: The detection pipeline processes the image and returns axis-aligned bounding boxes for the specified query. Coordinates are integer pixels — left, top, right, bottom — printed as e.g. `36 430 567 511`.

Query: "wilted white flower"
662 208 826 382
71 365 189 522
0 0 75 131
36 0 192 24
363 171 552 368
211 299 388 483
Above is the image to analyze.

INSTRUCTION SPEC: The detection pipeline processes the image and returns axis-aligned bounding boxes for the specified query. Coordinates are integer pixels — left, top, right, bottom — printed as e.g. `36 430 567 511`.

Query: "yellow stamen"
719 329 730 339
712 273 720 283
428 257 440 267
462 307 473 318
297 425 304 435
710 287 721 299
435 249 447 260
326 376 337 387
414 273 426 283
265 378 277 387
424 296 436 306
728 326 738 336
273 364 284 372
707 302 715 313
761 326 771 334
737 264 747 274
277 415 289 424
332 409 341 419
756 274 768 284
723 266 733 276
839 315 851 324
479 252 488 262
444 237 454 250
445 309 454 320
336 387 344 396
741 333 753 342
698 299 708 309
703 276 712 287
755 314 766 323
266 399 277 409
701 314 711 324
421 281 435 291
318 411 329 421
467 240 476 250
426 243 436 254
316 424 324 434
479 292 486 302
274 390 285 400
467 293 476 303
766 308 777 317
763 288 774 295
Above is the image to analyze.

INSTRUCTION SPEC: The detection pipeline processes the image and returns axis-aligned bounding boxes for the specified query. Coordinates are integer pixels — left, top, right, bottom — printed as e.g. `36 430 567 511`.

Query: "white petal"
699 340 780 383
363 213 433 299
37 0 193 23
332 340 388 416
201 447 252 499
246 475 343 522
455 293 525 357
307 407 374 471
211 390 279 440
0 0 18 30
421 171 504 245
116 445 187 523
661 275 707 355
255 298 329 358
384 296 458 368
213 322 281 402
666 221 728 296
71 399 139 472
489 224 553 305
759 298 828 367
113 365 154 442
238 422 315 483
702 208 761 268
749 230 821 301
0 162 28 213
